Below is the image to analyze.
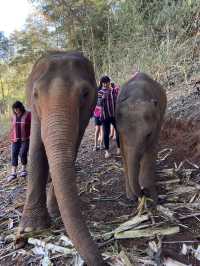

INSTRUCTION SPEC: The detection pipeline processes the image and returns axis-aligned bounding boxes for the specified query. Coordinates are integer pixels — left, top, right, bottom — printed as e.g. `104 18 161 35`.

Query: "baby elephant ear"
151 99 158 107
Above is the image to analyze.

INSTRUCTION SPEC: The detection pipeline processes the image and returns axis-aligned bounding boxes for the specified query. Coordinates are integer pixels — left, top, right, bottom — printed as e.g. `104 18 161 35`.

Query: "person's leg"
19 140 30 176
93 124 100 151
99 125 104 149
111 118 120 154
11 166 17 175
7 142 20 181
112 127 116 140
110 125 115 138
102 118 111 158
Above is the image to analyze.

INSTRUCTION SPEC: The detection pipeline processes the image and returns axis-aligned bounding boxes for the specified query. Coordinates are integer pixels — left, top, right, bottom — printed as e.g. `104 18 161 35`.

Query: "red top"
10 111 31 142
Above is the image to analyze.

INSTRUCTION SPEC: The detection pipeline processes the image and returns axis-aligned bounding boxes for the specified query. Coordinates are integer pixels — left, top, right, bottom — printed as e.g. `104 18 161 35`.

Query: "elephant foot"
125 181 140 203
142 187 158 206
136 188 158 215
17 207 50 235
125 189 138 202
120 193 138 207
47 204 60 218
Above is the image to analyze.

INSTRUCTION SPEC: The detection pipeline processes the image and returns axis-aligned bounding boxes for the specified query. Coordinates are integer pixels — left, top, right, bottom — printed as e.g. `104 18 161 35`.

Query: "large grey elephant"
116 72 167 204
17 51 106 266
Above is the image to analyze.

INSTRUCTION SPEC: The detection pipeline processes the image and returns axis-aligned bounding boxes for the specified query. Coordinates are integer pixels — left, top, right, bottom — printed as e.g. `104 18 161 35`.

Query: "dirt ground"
1 116 200 265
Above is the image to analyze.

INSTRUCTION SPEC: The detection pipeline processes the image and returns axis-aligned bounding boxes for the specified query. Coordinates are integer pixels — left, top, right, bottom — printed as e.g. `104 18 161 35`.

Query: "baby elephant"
116 72 167 204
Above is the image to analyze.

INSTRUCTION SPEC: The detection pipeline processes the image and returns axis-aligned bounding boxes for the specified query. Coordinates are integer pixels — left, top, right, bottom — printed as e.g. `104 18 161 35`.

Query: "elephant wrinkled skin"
18 51 106 266
116 72 167 203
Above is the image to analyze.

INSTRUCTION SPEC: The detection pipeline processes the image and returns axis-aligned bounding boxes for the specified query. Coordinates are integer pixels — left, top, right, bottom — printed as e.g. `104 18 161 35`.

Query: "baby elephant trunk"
127 148 143 198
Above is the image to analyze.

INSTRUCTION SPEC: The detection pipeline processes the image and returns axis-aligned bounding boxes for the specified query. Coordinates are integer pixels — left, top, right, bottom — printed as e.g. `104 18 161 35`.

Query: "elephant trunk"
127 148 143 198
41 109 103 266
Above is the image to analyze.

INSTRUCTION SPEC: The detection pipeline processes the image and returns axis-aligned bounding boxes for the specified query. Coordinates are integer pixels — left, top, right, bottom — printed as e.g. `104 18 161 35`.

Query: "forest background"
0 0 199 135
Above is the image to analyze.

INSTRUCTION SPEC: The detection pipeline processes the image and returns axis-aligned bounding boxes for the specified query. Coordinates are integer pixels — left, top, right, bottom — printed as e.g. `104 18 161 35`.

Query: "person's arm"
112 88 118 104
9 116 14 141
115 86 120 96
27 112 31 129
98 90 105 106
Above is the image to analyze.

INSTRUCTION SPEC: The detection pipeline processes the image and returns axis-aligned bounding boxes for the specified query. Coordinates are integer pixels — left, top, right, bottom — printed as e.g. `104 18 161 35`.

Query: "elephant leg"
139 147 157 204
47 182 60 218
18 114 50 233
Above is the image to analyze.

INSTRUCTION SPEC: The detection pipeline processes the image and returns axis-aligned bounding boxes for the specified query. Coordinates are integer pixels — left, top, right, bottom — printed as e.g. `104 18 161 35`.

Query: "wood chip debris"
1 129 200 265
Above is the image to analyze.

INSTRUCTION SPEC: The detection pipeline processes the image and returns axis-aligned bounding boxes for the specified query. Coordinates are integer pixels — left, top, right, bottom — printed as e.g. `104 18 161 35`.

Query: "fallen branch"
102 214 149 240
164 202 200 209
163 240 200 244
118 250 132 266
157 205 179 223
179 212 200 220
114 214 149 233
115 226 180 239
157 179 180 185
168 186 198 195
28 238 76 255
157 148 173 161
163 257 191 266
0 250 17 261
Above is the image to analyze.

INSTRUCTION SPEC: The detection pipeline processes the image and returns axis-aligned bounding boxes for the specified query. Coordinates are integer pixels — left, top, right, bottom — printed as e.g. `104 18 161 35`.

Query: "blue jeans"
11 140 29 167
102 117 120 150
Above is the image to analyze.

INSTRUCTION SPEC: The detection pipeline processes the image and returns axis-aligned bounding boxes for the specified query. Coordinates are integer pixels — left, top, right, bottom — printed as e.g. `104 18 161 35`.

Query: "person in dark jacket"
110 81 120 140
99 76 120 158
7 101 31 181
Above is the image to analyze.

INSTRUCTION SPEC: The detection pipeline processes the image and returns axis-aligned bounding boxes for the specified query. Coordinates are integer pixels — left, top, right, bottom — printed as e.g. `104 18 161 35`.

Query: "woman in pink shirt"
93 81 104 151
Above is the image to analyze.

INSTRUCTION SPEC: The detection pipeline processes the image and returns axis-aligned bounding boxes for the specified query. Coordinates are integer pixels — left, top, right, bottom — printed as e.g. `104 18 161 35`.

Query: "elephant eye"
83 91 89 98
33 88 39 99
80 89 89 103
146 132 152 139
151 99 158 107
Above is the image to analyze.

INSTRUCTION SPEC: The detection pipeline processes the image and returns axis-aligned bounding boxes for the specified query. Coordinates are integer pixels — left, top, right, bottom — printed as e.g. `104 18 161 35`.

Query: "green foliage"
0 13 57 107
0 0 199 125
0 32 9 61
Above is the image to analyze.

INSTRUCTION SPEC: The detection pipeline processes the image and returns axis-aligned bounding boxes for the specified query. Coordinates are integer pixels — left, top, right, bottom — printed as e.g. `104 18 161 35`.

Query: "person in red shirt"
7 101 31 181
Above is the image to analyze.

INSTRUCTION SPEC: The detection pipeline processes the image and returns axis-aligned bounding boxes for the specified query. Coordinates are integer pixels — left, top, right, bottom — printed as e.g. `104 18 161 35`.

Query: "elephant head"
24 52 105 265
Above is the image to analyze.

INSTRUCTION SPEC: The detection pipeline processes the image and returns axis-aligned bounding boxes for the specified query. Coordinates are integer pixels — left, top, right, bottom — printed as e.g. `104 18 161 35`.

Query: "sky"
0 0 33 36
